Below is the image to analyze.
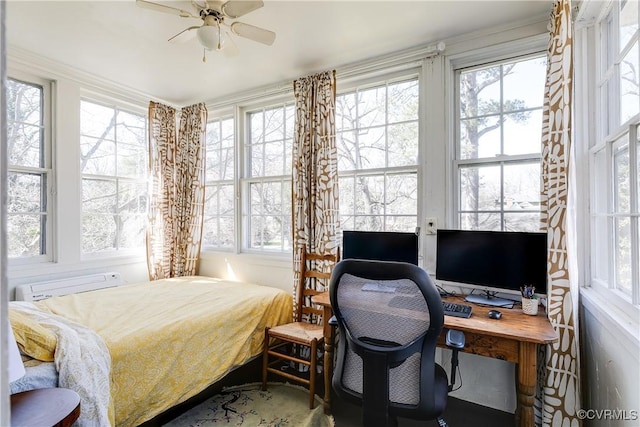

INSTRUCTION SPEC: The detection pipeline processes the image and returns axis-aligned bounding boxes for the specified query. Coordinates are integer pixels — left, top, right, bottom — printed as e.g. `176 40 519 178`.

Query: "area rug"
164 382 335 427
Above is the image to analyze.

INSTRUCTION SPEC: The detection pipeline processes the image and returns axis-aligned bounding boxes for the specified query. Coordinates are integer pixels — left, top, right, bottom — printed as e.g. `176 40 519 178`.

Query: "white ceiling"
7 1 552 106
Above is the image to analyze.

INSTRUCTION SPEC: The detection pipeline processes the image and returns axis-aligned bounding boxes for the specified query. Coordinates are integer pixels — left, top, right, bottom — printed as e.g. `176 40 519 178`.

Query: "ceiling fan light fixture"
197 24 224 50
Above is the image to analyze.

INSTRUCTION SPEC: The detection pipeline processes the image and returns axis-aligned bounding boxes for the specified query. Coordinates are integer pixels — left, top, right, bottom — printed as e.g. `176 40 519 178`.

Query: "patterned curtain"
147 101 208 279
292 70 340 317
536 1 582 426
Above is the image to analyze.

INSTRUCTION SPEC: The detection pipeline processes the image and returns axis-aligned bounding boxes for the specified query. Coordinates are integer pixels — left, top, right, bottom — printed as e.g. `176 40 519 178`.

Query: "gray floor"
330 390 515 427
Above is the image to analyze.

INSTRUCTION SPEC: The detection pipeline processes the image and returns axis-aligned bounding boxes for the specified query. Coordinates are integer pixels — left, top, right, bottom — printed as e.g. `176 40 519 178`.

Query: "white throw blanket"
11 302 112 426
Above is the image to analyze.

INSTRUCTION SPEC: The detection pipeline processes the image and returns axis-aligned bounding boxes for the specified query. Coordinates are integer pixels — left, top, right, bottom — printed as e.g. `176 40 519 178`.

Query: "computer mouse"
488 309 502 320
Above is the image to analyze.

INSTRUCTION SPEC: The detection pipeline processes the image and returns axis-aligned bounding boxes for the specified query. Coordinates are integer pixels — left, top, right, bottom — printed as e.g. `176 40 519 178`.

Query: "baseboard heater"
15 272 124 301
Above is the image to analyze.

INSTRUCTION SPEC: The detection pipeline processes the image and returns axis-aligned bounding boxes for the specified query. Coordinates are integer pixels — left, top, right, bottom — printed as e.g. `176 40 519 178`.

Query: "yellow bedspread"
34 276 293 427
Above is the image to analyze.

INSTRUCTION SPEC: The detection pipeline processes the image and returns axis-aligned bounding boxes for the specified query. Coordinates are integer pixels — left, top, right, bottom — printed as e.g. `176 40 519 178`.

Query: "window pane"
119 181 146 214
388 80 419 123
620 41 640 124
264 108 284 142
336 93 356 130
83 179 117 213
358 86 386 128
503 163 540 210
620 0 638 51
81 101 115 139
7 124 42 168
8 173 43 213
81 136 116 175
386 174 417 216
503 57 547 111
119 213 146 249
355 176 384 215
82 214 116 253
7 214 43 257
459 116 501 159
614 143 630 213
504 110 543 156
7 79 42 126
460 165 501 212
614 217 632 293
264 141 285 176
388 122 418 167
357 127 386 169
459 64 501 118
337 130 357 171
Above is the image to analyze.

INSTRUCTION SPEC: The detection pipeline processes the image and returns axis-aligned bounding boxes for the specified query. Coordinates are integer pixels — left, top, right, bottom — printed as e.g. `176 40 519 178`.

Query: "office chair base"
437 417 448 427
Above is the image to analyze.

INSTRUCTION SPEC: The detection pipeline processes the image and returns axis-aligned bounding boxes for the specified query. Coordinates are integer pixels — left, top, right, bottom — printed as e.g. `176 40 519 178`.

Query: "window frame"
335 72 421 233
588 0 640 310
79 96 148 259
240 101 295 254
6 73 53 265
452 51 548 232
202 112 237 252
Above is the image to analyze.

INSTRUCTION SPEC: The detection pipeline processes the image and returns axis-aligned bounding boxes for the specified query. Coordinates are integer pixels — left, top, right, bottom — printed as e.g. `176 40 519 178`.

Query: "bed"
9 275 293 427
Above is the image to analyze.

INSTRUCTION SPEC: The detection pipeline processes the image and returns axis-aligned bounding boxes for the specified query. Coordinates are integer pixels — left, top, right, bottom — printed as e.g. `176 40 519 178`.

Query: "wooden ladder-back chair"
262 246 339 409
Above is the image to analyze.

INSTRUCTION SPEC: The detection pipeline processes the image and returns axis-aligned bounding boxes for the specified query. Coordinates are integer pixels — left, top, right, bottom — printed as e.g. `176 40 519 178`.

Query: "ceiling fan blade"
136 0 198 18
230 22 275 45
221 28 240 57
168 26 200 42
222 0 263 18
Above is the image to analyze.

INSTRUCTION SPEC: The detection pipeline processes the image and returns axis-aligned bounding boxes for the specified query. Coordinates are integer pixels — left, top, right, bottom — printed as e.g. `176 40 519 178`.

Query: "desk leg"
516 341 537 427
322 305 334 414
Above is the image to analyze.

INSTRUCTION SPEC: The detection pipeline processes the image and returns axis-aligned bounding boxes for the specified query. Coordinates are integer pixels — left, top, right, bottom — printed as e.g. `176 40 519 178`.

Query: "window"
243 104 294 252
80 99 147 255
592 1 640 304
6 77 51 261
203 117 235 250
455 55 547 232
336 77 419 232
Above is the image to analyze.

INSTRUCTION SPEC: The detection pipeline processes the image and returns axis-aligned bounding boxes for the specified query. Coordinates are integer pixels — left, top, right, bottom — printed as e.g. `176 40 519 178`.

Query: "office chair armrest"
445 329 465 349
445 329 465 392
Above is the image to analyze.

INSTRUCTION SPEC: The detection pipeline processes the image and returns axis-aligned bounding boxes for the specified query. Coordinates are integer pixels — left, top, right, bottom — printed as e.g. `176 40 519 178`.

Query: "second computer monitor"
342 230 419 265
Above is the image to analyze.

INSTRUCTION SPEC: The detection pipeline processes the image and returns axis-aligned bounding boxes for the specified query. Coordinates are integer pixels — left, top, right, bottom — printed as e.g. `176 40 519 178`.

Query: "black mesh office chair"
329 259 461 427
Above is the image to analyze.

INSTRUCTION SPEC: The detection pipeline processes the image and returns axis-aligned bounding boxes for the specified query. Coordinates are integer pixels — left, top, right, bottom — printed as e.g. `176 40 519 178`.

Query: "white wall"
581 291 640 427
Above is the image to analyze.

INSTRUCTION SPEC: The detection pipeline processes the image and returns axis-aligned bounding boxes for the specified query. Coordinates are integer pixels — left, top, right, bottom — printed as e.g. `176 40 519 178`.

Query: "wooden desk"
11 388 81 427
311 292 557 427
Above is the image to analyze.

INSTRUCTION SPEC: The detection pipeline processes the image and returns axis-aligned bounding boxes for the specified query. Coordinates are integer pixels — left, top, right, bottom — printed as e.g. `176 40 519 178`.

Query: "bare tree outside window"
6 78 49 258
336 78 419 232
80 100 147 254
203 117 235 249
457 56 547 232
245 104 293 251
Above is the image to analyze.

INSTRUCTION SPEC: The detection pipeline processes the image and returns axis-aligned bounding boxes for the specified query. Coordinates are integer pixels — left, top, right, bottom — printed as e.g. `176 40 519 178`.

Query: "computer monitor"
435 229 547 307
342 230 419 265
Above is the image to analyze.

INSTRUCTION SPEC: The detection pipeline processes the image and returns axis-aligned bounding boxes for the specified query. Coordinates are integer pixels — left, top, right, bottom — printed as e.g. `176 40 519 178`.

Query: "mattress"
11 276 293 427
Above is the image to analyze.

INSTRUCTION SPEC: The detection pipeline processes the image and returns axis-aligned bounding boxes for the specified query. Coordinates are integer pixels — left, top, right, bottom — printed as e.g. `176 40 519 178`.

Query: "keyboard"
442 301 473 318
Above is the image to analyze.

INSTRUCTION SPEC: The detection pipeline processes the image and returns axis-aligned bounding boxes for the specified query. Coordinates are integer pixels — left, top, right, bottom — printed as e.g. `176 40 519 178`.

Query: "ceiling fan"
137 0 276 61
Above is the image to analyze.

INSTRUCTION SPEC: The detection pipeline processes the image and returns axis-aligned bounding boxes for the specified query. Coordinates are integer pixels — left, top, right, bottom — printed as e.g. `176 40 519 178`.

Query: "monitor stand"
465 293 515 309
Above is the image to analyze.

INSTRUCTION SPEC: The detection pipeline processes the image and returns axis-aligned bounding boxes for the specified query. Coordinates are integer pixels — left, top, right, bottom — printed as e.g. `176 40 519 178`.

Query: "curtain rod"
207 41 445 111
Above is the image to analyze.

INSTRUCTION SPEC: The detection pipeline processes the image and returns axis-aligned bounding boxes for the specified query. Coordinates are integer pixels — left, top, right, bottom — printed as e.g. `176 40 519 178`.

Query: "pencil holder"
521 298 539 315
